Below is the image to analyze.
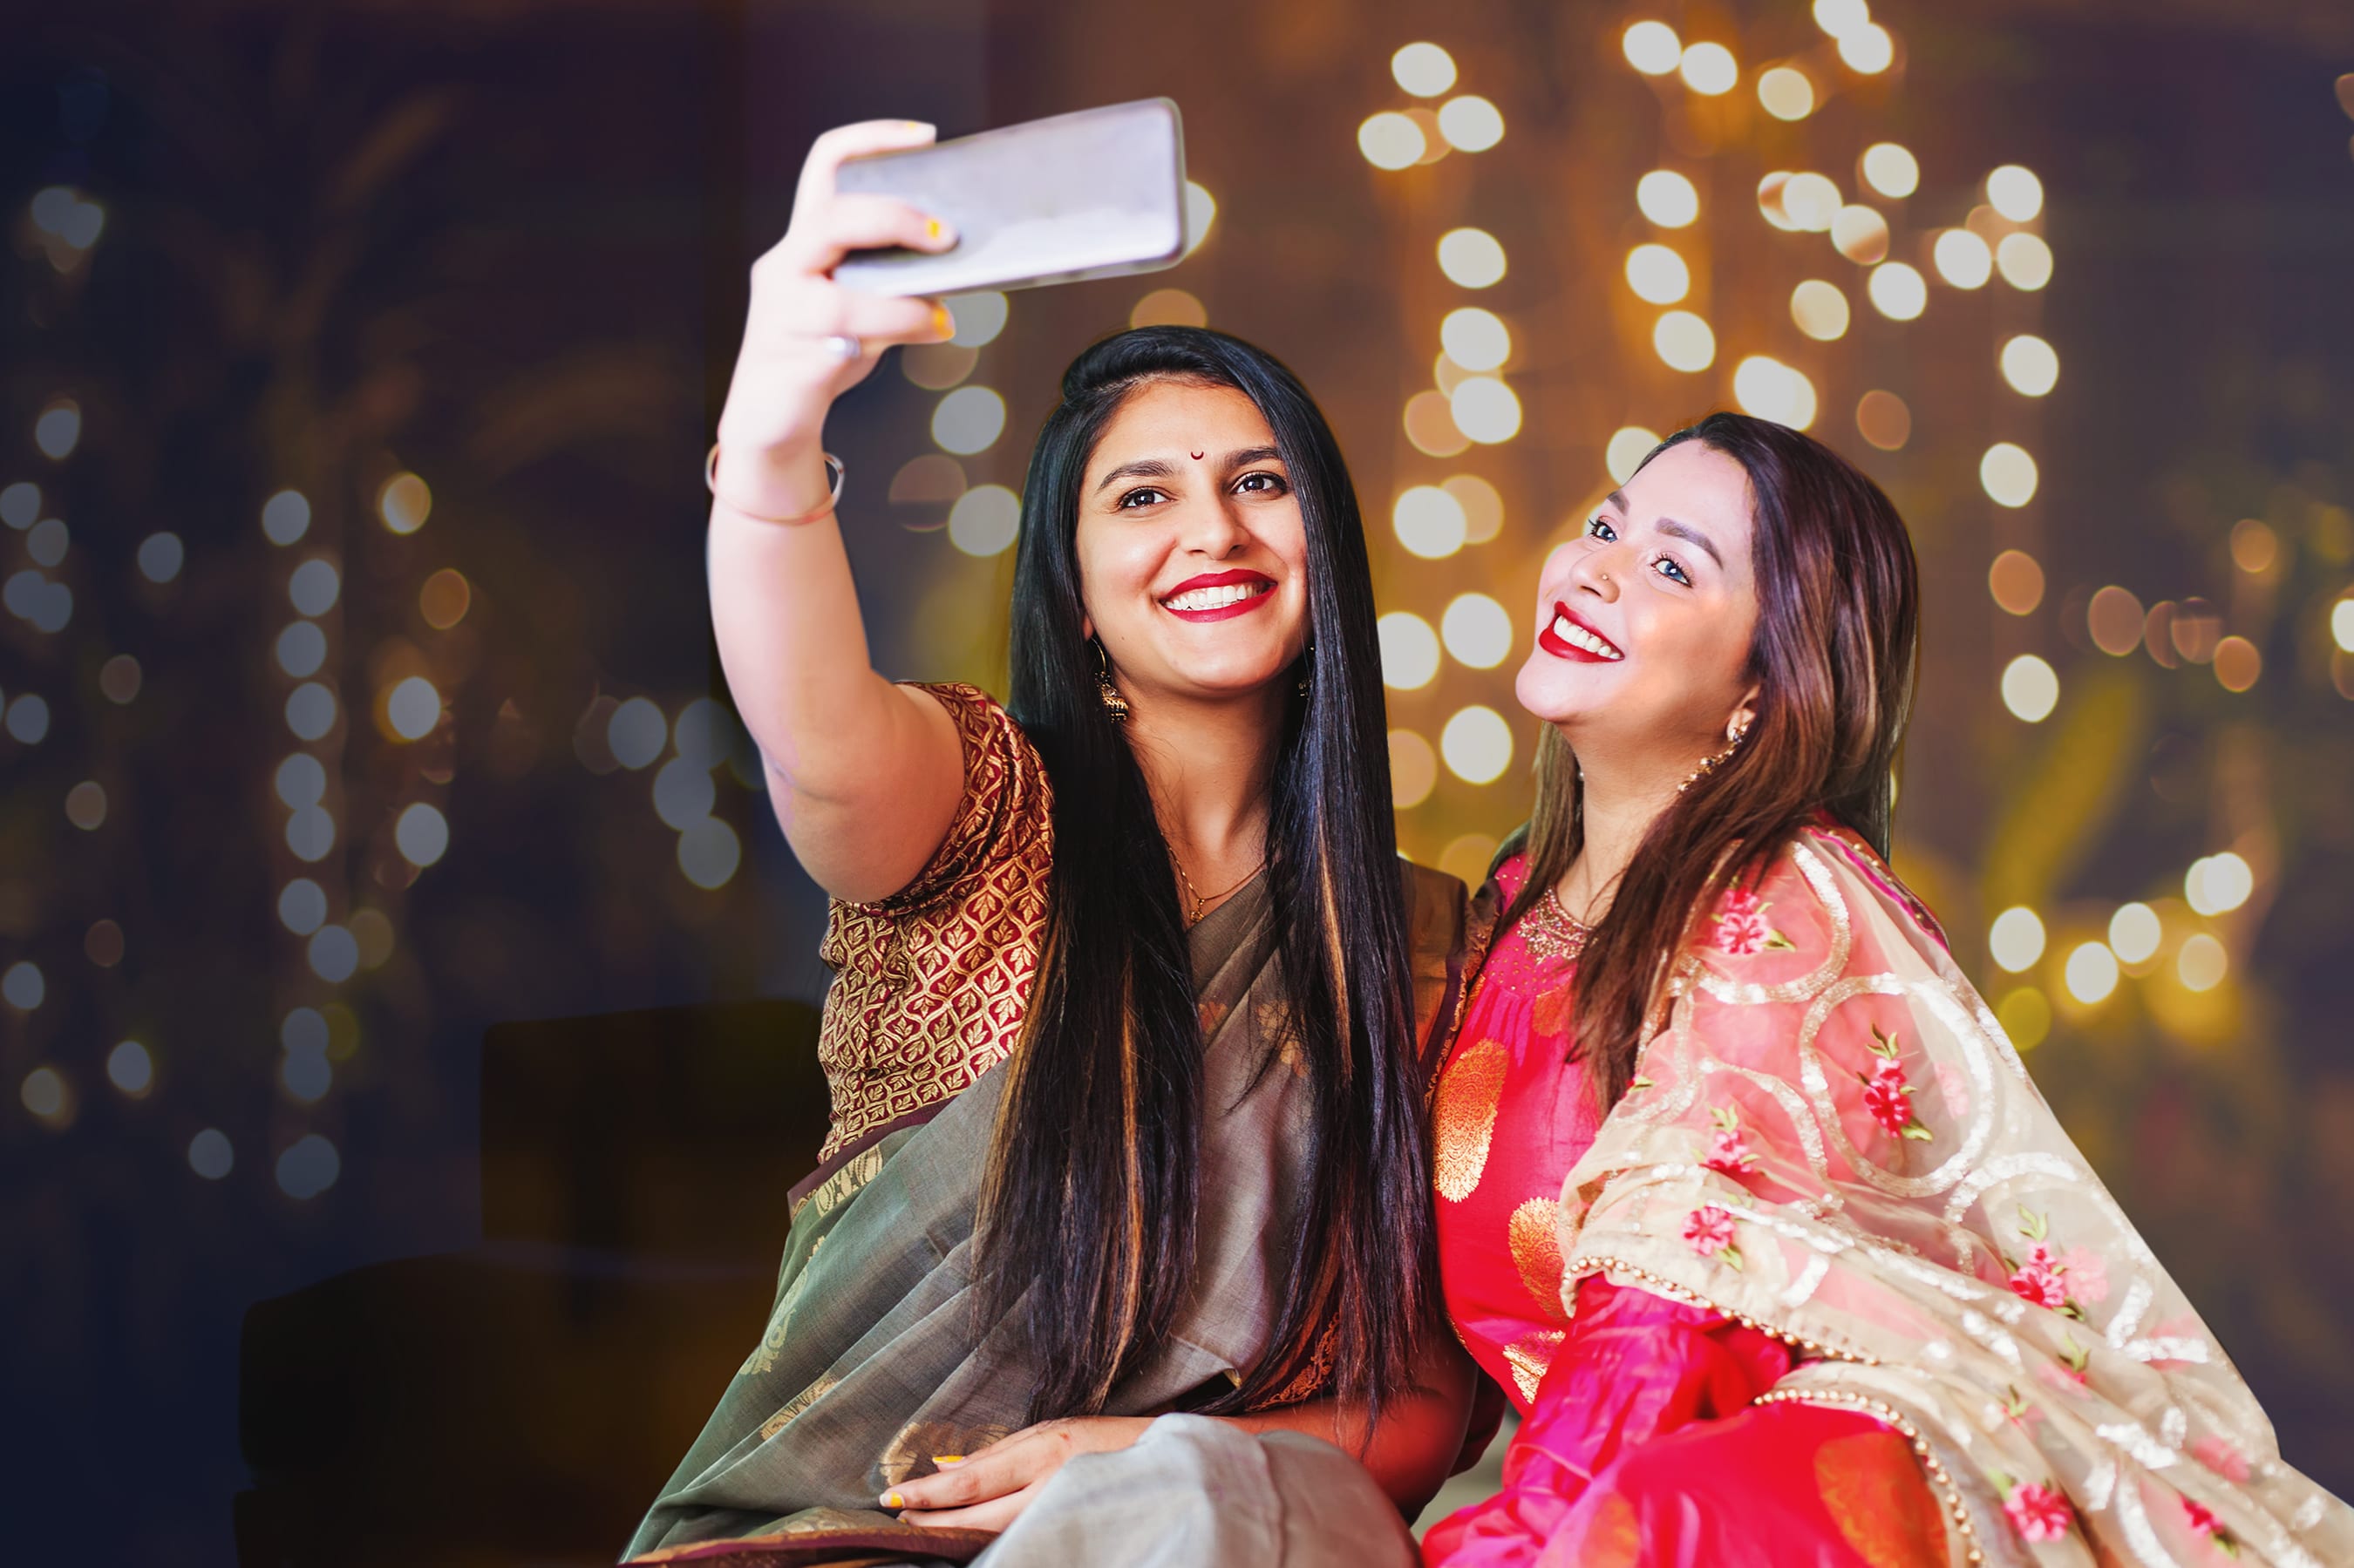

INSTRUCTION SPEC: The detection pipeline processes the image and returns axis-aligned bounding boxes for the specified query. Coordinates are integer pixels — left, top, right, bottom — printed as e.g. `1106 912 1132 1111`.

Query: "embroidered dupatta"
1550 822 2351 1566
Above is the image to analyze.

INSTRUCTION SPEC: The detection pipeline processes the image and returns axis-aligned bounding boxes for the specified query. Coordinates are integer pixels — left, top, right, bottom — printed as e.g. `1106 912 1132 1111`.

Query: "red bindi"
1190 451 1204 460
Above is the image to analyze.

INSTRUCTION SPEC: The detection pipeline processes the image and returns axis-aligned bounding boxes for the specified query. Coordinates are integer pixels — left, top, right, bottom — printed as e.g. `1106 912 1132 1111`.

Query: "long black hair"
979 326 1436 1425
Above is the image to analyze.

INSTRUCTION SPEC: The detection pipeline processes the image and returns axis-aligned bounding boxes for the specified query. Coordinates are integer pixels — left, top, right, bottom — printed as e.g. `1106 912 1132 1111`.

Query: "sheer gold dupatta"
1552 825 2351 1567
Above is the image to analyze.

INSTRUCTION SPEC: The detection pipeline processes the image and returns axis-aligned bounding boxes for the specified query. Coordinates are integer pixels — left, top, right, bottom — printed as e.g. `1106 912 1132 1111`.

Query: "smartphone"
833 99 1188 298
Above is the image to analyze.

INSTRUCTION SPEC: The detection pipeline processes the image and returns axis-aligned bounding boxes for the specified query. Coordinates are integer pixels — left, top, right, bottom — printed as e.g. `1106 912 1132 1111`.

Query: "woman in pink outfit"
1421 413 2350 1566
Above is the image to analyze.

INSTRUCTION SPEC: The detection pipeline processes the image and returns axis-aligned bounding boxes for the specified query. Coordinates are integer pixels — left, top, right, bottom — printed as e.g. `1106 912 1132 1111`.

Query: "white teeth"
1552 615 1623 660
1166 581 1269 613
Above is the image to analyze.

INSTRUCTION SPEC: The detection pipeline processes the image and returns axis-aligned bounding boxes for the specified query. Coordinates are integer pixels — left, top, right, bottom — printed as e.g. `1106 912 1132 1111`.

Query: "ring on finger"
821 333 862 360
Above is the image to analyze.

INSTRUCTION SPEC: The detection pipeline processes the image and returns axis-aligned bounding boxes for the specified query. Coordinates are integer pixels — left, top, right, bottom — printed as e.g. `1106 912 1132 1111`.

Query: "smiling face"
1514 438 1761 770
1075 378 1311 708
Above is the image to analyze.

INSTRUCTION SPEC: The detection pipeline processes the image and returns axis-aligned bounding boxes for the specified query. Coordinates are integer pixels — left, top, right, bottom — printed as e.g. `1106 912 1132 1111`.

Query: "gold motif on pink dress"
1503 1327 1566 1402
1433 1039 1508 1201
1508 1197 1568 1320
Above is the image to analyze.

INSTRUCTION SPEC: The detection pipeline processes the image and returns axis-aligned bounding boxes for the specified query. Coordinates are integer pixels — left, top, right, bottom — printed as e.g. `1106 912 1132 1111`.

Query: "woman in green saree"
623 120 1477 1565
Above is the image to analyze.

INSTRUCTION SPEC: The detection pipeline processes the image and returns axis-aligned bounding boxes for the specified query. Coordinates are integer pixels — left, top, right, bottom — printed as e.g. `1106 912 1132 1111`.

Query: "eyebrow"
1602 488 1723 567
1093 445 1285 494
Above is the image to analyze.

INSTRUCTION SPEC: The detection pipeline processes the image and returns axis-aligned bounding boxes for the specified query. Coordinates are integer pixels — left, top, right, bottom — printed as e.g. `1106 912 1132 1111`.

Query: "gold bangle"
706 445 845 526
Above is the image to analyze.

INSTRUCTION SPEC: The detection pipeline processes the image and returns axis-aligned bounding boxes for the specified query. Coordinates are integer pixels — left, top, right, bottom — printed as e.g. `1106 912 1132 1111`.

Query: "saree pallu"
625 861 1474 1564
1525 821 2351 1566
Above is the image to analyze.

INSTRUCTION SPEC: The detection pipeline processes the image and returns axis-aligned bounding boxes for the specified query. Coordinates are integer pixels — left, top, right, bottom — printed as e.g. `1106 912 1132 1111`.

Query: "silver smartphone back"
833 99 1187 298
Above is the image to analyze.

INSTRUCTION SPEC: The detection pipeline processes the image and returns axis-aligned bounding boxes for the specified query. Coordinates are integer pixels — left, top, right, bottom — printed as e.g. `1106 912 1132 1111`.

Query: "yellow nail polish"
925 217 946 243
932 304 955 340
881 1489 905 1509
932 1454 966 1468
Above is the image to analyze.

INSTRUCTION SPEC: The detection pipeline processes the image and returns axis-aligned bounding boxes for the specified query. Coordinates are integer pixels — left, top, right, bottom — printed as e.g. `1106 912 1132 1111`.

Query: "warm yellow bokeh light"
2088 587 2146 656
1813 0 1870 37
1731 356 1818 430
1441 308 1511 371
1652 311 1716 372
1980 443 2039 507
1989 549 2045 615
1855 390 1910 451
2331 599 2354 654
1405 390 1469 457
1394 486 1470 559
2001 654 2058 722
1441 705 1515 784
1933 229 1994 288
1679 42 1738 96
1780 173 1841 231
1756 173 1800 232
2187 852 2254 915
1450 377 1523 445
1986 165 2044 221
1438 227 1508 287
2000 335 2059 396
2228 519 2277 575
1867 261 1927 320
1606 426 1662 485
1838 24 1894 73
2212 636 2262 692
379 472 432 535
1378 613 1443 689
1439 96 1506 153
1758 67 1815 119
2178 933 2228 993
1831 205 1890 264
1623 243 1691 304
1623 21 1683 75
1988 906 2045 972
1997 233 2053 290
1389 729 1439 807
1358 112 1426 171
2109 903 2162 965
1861 142 1919 199
2065 941 2119 1004
1790 280 1850 341
1392 42 1458 97
1636 170 1700 227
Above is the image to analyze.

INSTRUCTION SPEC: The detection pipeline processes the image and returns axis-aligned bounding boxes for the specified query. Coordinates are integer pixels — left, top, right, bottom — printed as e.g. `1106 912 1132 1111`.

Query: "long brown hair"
1499 411 1920 1110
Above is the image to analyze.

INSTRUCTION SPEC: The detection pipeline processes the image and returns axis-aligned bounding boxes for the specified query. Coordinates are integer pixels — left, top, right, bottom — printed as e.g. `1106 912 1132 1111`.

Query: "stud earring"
1093 639 1129 723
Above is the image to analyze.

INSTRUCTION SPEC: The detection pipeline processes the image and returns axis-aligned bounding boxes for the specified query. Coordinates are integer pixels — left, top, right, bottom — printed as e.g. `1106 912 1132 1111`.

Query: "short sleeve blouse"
810 682 1054 1168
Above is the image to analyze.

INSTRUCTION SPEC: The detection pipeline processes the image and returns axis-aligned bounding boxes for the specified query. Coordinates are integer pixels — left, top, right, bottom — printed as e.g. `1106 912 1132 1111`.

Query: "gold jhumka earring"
1093 639 1130 723
1677 715 1752 795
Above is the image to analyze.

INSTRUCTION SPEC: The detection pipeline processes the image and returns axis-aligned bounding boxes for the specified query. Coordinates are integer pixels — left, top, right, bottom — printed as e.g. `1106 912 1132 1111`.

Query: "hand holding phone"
832 100 1189 298
711 120 962 518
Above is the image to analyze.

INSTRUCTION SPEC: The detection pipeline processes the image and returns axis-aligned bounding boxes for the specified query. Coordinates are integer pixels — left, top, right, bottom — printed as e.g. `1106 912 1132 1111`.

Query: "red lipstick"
1161 569 1276 623
1535 601 1625 662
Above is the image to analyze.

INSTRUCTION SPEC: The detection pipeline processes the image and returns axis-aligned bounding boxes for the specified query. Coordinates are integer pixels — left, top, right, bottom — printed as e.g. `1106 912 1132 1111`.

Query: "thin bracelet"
706 445 846 526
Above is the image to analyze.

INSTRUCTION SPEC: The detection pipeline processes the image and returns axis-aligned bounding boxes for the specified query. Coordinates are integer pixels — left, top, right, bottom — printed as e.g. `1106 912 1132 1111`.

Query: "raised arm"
706 120 969 904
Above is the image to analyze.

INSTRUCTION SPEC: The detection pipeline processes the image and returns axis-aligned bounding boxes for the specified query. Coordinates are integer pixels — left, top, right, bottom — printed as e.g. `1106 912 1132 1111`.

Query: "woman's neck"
1553 734 1686 925
1123 684 1286 889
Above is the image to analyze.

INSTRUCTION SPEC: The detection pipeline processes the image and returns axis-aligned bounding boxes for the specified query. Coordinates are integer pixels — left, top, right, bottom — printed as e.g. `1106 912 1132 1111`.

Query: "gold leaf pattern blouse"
810 682 1053 1171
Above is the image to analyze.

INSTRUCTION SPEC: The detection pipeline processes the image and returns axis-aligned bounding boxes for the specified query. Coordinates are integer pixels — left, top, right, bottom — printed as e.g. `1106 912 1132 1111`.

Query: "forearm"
1226 1336 1478 1517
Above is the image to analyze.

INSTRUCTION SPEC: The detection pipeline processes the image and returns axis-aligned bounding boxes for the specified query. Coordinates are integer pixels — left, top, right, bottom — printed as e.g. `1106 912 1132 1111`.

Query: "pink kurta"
1424 852 1946 1567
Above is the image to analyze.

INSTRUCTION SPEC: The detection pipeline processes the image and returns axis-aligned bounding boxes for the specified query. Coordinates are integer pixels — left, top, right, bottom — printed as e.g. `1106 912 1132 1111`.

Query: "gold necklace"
1521 886 1596 965
1174 856 1262 928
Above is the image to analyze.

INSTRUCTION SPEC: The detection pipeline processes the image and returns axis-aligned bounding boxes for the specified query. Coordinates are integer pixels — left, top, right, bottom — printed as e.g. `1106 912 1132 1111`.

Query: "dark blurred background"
4 0 2351 1561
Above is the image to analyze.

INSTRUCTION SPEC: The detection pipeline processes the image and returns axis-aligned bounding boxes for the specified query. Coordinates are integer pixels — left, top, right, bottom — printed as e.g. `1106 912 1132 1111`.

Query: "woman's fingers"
793 119 936 213
773 193 957 277
887 1430 1056 1512
899 1481 1043 1534
761 282 951 350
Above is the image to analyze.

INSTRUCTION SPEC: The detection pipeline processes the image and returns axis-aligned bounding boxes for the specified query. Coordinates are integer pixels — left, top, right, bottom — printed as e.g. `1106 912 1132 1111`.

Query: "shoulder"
1684 823 1944 990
